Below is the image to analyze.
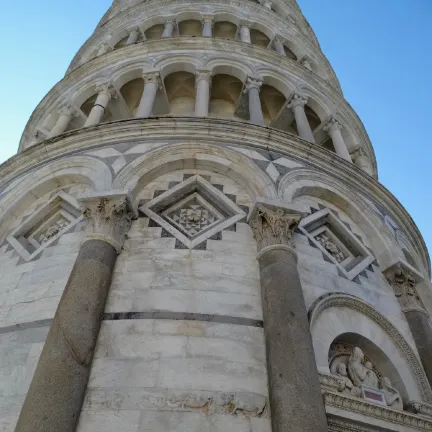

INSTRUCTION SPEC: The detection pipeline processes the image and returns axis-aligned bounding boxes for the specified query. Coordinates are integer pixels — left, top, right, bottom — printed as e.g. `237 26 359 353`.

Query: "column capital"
96 42 112 57
95 83 116 99
239 20 252 28
300 57 313 71
79 190 138 254
350 145 367 161
262 0 273 7
384 263 426 314
195 69 212 85
164 17 176 25
243 76 263 93
248 198 304 253
142 71 162 88
323 116 343 134
287 93 308 108
58 104 77 118
201 15 214 25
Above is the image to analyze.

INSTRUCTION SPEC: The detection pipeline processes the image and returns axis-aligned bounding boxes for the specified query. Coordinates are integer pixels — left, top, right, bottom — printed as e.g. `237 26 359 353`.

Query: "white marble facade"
1 1 432 432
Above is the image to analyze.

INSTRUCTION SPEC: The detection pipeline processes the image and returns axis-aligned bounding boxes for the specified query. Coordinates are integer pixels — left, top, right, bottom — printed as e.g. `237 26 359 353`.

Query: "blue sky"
1 1 431 263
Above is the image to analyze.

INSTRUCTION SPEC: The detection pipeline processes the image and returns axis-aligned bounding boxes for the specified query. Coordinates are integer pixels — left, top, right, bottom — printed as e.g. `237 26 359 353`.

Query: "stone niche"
329 342 403 410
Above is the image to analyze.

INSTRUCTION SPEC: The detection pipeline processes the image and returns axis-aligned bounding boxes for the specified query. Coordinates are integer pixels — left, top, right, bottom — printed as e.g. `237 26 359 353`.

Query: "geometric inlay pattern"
140 175 246 249
299 208 374 280
6 191 83 262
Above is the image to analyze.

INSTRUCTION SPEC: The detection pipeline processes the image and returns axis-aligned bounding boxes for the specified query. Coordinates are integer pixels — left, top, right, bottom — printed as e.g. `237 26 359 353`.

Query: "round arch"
0 156 112 240
112 142 277 200
279 168 398 267
309 293 432 403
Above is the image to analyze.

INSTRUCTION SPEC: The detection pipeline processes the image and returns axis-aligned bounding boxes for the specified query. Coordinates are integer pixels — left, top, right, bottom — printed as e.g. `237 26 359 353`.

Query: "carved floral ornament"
385 266 426 314
79 191 138 253
248 202 302 252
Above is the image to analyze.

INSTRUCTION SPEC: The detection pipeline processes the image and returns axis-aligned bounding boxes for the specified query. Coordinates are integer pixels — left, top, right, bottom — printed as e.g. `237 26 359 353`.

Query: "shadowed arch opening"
164 71 195 115
120 78 144 116
209 74 243 119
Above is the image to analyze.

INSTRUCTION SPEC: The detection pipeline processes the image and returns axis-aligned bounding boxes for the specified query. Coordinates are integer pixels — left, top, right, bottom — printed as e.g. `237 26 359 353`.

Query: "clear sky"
1 1 431 263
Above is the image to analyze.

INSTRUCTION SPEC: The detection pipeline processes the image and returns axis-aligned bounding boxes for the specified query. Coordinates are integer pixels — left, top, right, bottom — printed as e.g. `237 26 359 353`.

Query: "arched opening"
260 84 285 125
250 29 270 48
178 19 202 37
209 74 243 119
144 24 164 40
164 71 195 115
214 21 237 40
284 44 297 60
120 78 144 116
330 332 408 405
114 35 129 49
403 249 418 270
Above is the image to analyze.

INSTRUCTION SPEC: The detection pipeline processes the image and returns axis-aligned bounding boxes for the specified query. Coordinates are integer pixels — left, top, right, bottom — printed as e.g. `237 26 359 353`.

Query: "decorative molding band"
103 311 264 328
324 391 432 431
84 388 268 418
310 293 432 403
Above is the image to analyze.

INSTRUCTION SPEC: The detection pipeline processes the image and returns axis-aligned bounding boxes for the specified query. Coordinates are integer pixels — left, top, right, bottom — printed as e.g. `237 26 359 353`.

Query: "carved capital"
350 146 367 161
79 191 138 254
142 72 162 88
239 20 252 28
195 69 212 86
248 200 302 252
164 17 176 26
201 15 214 25
243 76 262 93
287 93 308 109
59 104 76 118
385 266 425 313
96 42 112 56
324 116 343 134
95 83 116 99
300 57 312 71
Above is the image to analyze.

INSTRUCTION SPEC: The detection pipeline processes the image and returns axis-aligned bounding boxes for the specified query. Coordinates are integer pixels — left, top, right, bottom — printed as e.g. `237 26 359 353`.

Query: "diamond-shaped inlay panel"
6 191 83 262
140 175 246 249
165 193 223 238
299 208 374 281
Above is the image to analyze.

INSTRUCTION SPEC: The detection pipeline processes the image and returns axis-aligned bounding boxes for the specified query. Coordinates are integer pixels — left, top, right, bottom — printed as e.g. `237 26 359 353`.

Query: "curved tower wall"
1 1 432 432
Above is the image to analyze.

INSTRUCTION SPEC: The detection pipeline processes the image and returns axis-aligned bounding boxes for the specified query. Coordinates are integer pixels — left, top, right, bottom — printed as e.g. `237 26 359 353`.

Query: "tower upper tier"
19 0 377 178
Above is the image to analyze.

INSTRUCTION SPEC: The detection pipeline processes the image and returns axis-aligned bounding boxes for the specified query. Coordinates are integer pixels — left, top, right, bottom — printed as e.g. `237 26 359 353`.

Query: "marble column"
239 21 252 43
385 265 432 388
195 70 212 117
14 191 137 432
323 117 352 162
202 16 214 37
162 18 176 38
47 105 75 138
135 72 161 118
244 77 264 125
288 94 315 143
248 199 328 432
273 37 286 56
126 27 140 45
84 84 114 127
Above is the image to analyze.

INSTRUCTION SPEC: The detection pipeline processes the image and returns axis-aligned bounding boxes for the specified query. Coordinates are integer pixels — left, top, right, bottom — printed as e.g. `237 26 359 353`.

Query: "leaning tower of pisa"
2 0 432 431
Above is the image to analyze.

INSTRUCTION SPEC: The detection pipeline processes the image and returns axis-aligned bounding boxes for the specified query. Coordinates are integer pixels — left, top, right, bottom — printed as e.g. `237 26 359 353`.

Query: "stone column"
202 16 214 37
273 37 286 56
162 18 176 38
385 265 432 388
47 105 75 138
239 21 252 43
244 77 264 125
323 117 352 162
194 70 212 117
84 84 115 127
248 199 328 432
288 94 315 143
262 0 273 9
135 72 161 118
14 191 137 432
126 27 140 45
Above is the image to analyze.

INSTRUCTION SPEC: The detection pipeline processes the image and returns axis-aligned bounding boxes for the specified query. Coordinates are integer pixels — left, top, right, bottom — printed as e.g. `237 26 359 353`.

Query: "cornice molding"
2 117 428 276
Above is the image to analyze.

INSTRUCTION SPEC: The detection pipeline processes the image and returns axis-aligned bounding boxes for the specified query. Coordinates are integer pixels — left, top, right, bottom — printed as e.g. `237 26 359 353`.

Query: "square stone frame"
298 208 374 280
6 191 83 262
140 175 246 249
